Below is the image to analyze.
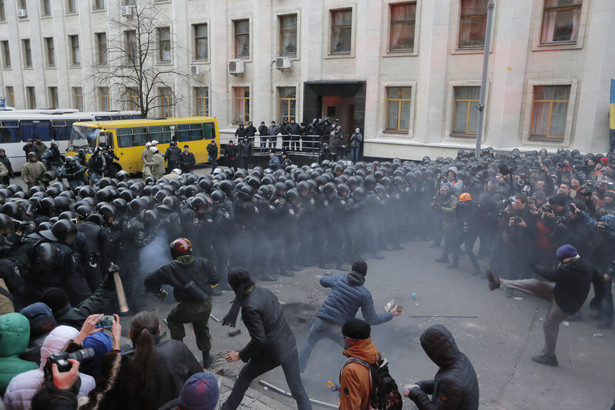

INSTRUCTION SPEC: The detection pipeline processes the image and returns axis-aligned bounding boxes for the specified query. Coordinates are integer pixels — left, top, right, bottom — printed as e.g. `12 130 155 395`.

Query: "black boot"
202 351 214 369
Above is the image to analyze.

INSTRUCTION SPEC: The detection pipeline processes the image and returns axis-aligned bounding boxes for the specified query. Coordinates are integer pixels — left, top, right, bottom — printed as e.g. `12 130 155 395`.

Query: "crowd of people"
0 142 614 409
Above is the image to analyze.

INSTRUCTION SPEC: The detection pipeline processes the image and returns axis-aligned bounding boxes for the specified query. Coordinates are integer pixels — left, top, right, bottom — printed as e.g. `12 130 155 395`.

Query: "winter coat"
268 154 281 171
146 152 166 180
238 286 297 363
0 313 37 394
239 140 252 158
20 161 46 189
408 325 479 410
3 326 95 410
350 132 363 148
144 255 219 303
316 272 393 326
32 142 47 159
206 142 218 160
0 278 13 315
339 338 379 410
53 286 115 329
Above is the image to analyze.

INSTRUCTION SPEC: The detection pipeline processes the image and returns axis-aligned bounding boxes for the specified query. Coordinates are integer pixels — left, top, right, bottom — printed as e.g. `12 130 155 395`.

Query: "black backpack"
341 354 403 410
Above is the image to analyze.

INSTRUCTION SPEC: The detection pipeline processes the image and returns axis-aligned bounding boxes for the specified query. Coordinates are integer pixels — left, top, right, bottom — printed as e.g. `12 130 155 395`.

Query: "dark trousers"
167 299 213 353
209 157 218 174
221 350 311 410
239 157 249 170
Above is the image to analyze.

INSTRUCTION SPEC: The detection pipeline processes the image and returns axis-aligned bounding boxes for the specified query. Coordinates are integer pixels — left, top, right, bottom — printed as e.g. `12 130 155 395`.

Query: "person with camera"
486 244 593 366
144 238 220 368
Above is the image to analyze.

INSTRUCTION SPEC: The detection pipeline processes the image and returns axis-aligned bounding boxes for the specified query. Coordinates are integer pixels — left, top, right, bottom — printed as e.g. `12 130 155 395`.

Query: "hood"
174 255 195 266
447 166 458 175
343 338 379 364
20 302 57 340
601 214 615 230
347 271 366 286
39 325 79 369
419 324 460 367
0 313 31 357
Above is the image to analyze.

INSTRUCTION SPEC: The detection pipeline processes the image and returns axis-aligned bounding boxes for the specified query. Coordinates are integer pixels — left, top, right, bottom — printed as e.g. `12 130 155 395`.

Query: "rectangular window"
69 35 80 65
459 0 487 48
73 87 83 111
279 14 297 57
233 87 250 123
126 88 139 111
17 0 26 15
41 0 51 16
158 27 171 62
530 85 570 139
159 87 172 117
48 87 58 109
23 39 32 68
96 32 107 64
234 20 250 58
330 9 352 54
389 2 416 52
386 87 411 131
99 87 110 111
123 0 135 5
66 0 76 14
1 41 10 68
6 86 14 107
278 87 296 123
193 24 208 60
93 0 104 10
26 87 36 109
452 87 480 135
45 37 55 67
125 30 137 65
541 0 582 43
0 1 5 21
194 87 209 116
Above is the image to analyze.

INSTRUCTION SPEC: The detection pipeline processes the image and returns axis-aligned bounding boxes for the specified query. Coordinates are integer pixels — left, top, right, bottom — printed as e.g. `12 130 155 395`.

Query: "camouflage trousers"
167 298 213 353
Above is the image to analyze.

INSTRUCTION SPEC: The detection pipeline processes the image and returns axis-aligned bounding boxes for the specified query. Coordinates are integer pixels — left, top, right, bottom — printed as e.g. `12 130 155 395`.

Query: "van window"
203 122 215 140
177 123 203 141
0 121 20 143
117 127 148 147
148 125 173 143
20 120 52 142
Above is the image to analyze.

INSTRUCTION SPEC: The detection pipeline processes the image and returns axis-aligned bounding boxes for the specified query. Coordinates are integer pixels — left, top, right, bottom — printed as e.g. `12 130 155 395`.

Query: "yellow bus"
66 116 219 174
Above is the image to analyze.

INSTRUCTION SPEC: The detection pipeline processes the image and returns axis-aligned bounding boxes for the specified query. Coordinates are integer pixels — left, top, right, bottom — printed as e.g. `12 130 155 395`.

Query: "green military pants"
167 298 213 353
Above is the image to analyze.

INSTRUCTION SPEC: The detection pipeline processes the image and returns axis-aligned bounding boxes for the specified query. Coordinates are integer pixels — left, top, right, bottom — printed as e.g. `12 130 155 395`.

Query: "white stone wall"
0 0 613 159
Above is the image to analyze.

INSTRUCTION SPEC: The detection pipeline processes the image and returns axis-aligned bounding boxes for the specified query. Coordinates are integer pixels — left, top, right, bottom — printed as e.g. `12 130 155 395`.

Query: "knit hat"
178 373 219 410
41 288 69 315
342 318 371 340
549 194 568 206
605 190 615 198
555 244 578 260
20 302 57 339
351 260 367 276
82 331 113 377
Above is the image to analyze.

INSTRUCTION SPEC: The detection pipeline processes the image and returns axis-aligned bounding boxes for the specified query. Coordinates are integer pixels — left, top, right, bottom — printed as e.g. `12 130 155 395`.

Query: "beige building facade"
0 0 614 159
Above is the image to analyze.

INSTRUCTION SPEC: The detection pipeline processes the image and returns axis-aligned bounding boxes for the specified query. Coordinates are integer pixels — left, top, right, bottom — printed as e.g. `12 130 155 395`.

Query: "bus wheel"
108 163 122 178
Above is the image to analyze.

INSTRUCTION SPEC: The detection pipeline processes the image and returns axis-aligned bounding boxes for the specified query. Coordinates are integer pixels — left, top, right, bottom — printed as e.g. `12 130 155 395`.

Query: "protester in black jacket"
404 324 479 410
220 268 311 410
224 140 238 172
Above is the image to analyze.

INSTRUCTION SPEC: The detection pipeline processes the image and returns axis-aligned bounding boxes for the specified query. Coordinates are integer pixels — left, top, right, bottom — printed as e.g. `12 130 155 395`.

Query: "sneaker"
531 354 558 367
486 268 501 291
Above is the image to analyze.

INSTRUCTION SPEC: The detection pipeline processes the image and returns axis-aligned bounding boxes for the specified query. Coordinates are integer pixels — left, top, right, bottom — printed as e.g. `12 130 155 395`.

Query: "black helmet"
286 188 300 202
116 170 130 181
75 204 93 219
85 212 104 226
27 152 37 161
237 185 254 202
65 156 76 166
51 219 78 243
30 242 58 272
98 204 116 222
0 213 14 232
7 185 22 195
323 182 337 195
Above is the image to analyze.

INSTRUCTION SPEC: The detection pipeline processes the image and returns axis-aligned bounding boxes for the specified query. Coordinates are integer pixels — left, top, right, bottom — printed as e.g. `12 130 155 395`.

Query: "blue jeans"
350 146 360 163
298 317 343 372
221 349 311 410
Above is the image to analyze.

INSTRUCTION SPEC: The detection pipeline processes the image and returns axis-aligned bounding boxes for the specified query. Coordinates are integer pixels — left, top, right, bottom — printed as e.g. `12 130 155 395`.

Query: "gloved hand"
102 272 116 291
403 384 420 397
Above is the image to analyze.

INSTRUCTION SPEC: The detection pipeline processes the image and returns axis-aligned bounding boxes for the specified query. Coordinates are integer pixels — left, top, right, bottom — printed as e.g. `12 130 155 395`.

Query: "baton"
210 314 220 323
110 263 129 313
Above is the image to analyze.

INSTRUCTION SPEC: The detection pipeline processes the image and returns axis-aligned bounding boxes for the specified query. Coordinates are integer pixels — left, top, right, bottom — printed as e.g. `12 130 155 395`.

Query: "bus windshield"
69 125 99 150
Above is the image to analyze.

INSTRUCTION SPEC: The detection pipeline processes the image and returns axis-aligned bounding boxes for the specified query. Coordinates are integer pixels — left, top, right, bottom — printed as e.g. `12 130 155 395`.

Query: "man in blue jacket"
298 260 402 372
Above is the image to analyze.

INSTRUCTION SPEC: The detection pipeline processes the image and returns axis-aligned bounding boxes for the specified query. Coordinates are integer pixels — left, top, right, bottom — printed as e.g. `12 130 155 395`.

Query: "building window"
386 87 411 131
193 24 208 60
1 41 10 69
26 87 36 109
66 0 76 14
279 14 297 57
530 85 570 139
126 88 139 111
0 1 5 21
159 87 172 117
73 87 83 111
93 0 104 10
96 32 107 65
17 0 26 15
23 39 32 68
48 87 58 109
452 87 480 135
459 0 488 48
45 37 55 67
541 0 582 43
6 86 14 107
389 2 416 52
99 87 110 111
194 87 209 116
123 0 135 5
125 30 137 65
234 20 250 58
330 9 352 54
158 27 171 62
233 87 250 123
41 0 51 16
69 35 80 65
278 87 296 123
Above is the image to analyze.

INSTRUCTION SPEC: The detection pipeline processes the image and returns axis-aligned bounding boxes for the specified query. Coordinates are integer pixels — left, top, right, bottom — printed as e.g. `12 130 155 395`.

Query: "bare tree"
88 3 191 117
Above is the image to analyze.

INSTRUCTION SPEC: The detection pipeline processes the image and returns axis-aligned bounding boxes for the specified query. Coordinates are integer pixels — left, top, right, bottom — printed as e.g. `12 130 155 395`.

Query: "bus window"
52 120 75 141
117 127 147 147
148 125 173 143
70 125 98 150
203 122 215 140
0 121 20 143
20 120 52 141
98 132 112 147
177 123 203 141
97 116 112 121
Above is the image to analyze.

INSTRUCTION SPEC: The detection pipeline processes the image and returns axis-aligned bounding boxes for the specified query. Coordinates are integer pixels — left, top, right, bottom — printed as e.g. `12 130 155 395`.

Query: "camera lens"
68 348 96 363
